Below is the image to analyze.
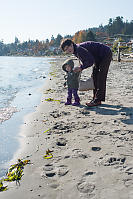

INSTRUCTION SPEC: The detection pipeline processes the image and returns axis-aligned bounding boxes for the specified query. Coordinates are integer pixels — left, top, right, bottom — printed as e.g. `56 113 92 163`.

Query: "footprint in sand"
91 147 101 151
61 111 71 116
98 155 126 166
83 171 96 176
77 181 95 193
88 136 102 143
52 121 72 134
43 164 69 179
125 167 133 175
49 182 60 189
79 110 90 116
50 110 61 118
71 148 89 159
77 171 96 197
50 110 71 118
123 178 133 187
45 171 56 177
56 137 67 146
44 163 54 171
42 163 56 178
56 165 69 177
97 130 110 135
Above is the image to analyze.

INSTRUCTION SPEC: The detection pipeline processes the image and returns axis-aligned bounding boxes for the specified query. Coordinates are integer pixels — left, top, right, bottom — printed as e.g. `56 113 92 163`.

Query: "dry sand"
1 57 133 199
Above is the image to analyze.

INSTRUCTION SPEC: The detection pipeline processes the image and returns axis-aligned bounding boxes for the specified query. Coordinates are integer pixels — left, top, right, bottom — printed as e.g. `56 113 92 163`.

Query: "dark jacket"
73 41 112 70
66 71 80 89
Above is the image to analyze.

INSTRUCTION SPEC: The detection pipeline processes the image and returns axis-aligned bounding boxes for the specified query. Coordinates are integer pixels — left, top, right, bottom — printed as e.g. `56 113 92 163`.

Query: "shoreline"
1 58 133 199
2 57 59 165
0 56 58 178
8 69 57 166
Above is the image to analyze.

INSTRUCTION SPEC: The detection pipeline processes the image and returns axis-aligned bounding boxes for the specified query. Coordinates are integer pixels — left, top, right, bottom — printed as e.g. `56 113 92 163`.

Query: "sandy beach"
1 57 133 199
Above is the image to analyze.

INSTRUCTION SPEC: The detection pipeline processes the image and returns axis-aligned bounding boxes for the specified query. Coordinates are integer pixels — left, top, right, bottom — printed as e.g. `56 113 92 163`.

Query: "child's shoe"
65 101 72 105
72 101 80 106
65 98 72 105
72 98 80 106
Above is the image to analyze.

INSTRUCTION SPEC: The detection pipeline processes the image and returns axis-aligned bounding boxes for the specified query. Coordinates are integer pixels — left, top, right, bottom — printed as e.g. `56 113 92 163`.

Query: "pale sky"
0 0 133 43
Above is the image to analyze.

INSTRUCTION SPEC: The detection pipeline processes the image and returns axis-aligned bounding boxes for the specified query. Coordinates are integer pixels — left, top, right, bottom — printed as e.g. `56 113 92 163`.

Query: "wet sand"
1 57 133 199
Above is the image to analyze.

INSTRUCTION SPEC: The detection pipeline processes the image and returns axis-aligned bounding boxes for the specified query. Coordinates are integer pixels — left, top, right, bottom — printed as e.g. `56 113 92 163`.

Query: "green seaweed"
45 98 60 103
0 159 30 191
0 181 8 192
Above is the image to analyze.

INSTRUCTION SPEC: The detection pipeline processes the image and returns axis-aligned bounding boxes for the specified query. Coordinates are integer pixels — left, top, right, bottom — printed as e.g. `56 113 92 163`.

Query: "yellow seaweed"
45 98 60 103
43 149 53 159
43 128 51 133
0 159 31 191
0 181 8 192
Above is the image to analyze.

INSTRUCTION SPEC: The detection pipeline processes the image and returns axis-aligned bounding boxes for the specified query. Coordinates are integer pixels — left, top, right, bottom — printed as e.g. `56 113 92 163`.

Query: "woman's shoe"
86 100 101 107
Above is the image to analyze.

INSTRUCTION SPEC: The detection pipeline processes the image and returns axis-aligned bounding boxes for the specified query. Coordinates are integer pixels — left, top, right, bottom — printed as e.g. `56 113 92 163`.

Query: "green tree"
55 34 63 46
107 18 113 35
86 31 96 41
50 35 55 46
107 16 124 35
15 36 20 45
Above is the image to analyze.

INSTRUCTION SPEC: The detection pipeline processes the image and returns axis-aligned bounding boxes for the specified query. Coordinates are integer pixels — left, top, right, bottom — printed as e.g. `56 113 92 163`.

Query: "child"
62 59 80 106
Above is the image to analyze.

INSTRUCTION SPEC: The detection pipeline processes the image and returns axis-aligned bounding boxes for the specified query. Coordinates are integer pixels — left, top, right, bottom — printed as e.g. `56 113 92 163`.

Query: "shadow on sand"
84 104 133 125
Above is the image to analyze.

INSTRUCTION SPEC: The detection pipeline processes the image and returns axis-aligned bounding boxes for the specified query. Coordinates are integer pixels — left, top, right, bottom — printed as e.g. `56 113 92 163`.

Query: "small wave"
0 107 18 123
32 68 39 72
0 85 19 108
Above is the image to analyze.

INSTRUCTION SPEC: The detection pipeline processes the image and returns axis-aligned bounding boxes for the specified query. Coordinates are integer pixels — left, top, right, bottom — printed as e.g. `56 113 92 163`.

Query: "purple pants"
67 88 80 101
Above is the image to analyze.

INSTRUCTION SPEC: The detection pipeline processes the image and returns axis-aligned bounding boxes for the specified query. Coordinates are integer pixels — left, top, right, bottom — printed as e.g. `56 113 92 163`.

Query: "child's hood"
62 59 74 72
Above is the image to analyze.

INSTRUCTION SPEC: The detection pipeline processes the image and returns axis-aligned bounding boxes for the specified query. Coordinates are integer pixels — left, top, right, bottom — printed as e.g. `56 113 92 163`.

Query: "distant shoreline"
0 54 133 62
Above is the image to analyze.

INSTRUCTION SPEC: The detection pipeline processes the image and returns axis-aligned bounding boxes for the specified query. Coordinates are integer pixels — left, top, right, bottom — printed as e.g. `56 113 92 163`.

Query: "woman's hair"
60 39 74 51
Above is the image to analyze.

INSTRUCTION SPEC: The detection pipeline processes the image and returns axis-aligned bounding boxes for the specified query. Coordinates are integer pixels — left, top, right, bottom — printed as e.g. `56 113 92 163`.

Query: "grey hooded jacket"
62 59 80 89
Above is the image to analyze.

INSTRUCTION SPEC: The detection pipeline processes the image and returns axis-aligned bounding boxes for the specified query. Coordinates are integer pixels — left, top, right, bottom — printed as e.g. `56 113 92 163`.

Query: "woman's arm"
77 46 94 69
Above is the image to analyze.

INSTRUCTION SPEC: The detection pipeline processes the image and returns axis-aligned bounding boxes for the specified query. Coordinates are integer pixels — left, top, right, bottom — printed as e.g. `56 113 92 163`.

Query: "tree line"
0 16 133 56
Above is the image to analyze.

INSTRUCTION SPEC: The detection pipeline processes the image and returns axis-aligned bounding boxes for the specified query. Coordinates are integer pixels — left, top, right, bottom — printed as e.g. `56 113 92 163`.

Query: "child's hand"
73 67 82 72
64 82 67 87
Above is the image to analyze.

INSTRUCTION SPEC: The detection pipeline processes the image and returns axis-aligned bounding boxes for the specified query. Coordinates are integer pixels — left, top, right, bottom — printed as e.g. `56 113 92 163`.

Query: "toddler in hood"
62 59 80 106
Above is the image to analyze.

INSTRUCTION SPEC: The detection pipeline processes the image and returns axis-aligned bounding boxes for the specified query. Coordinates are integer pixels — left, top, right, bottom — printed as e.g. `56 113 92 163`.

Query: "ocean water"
0 56 54 178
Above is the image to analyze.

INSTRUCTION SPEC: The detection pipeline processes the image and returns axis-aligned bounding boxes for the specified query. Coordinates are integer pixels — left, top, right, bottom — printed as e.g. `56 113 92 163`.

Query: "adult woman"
60 39 112 107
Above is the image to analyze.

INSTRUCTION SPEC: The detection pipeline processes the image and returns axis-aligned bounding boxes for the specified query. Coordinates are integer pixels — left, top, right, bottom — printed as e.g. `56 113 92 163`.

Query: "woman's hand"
73 67 82 72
